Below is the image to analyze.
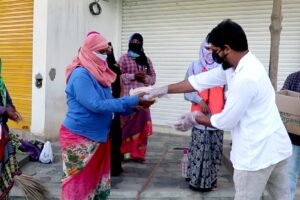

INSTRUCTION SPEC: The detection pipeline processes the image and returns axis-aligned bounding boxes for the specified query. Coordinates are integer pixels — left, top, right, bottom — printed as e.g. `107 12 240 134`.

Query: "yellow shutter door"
0 0 33 129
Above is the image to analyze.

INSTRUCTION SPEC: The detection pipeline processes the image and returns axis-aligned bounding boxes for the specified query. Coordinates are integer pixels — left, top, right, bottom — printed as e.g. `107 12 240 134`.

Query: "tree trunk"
269 0 282 90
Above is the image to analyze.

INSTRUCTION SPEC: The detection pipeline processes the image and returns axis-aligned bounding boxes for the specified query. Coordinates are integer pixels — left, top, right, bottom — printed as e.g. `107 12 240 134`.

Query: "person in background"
0 58 23 199
107 42 123 176
184 38 224 192
118 33 156 162
281 70 300 200
60 32 154 200
147 19 292 200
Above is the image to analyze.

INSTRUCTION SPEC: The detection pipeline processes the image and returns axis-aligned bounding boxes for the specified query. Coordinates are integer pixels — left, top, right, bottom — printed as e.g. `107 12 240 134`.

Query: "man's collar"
234 51 250 73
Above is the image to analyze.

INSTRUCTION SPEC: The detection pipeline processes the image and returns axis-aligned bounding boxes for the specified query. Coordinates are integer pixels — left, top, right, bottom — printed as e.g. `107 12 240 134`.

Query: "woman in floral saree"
60 32 153 200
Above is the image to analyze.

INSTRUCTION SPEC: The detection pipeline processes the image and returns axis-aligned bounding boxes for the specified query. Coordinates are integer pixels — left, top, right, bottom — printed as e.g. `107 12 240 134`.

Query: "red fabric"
60 126 110 200
121 121 152 159
191 87 224 114
191 67 224 114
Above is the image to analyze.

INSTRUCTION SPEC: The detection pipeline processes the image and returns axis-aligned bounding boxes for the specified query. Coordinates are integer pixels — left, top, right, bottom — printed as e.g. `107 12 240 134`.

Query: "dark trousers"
110 114 123 175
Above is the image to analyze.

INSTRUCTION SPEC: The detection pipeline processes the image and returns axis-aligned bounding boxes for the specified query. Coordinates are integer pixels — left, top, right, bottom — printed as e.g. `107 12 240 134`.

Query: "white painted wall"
31 0 122 140
31 0 48 136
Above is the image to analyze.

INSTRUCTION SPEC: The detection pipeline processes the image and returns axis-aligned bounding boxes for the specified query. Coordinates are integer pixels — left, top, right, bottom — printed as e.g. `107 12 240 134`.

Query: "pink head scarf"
66 32 116 86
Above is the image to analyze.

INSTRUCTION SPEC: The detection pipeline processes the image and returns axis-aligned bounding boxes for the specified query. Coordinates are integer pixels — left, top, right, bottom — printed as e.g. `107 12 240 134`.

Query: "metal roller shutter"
122 0 299 129
0 0 33 129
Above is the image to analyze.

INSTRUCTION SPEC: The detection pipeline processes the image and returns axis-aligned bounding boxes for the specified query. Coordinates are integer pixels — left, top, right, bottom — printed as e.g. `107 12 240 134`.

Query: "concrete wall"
31 0 48 137
31 0 122 140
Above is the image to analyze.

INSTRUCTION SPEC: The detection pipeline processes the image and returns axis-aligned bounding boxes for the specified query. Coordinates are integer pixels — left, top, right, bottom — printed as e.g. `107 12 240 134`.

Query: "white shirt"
188 52 292 171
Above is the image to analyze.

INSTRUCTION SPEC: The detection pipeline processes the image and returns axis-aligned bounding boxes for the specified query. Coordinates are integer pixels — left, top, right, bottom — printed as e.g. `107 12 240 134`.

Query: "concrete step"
15 153 29 168
10 153 60 200
10 143 61 200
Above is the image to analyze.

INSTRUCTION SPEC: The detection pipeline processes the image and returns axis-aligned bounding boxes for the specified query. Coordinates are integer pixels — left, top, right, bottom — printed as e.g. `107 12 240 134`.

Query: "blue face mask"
93 52 107 61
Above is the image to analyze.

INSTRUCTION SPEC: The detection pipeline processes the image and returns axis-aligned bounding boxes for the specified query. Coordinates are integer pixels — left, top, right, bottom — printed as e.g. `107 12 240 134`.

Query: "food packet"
129 86 155 100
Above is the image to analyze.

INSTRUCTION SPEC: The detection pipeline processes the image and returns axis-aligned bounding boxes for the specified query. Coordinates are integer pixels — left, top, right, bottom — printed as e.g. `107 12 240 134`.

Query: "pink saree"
60 125 111 200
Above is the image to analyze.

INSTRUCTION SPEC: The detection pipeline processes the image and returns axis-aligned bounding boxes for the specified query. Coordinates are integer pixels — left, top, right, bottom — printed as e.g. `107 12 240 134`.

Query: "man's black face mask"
212 51 231 70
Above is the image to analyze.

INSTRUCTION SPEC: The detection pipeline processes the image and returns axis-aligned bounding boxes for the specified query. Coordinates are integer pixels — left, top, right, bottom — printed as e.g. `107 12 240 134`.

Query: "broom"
7 109 48 199
9 132 48 199
12 140 48 199
13 174 48 200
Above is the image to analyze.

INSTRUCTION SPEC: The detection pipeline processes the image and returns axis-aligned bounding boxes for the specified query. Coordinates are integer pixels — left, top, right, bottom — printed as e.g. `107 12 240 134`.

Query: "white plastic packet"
39 141 53 164
129 86 153 96
129 86 155 100
129 86 169 100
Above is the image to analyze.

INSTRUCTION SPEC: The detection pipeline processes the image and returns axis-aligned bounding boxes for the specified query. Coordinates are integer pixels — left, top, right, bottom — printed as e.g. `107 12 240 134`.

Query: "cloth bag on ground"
39 141 53 163
19 140 42 161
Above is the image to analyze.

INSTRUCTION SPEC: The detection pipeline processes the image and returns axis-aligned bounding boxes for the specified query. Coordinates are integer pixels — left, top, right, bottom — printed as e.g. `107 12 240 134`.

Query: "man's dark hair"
207 19 248 51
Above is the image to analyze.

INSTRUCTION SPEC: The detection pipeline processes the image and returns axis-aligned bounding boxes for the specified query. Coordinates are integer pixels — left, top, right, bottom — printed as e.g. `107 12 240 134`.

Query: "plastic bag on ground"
39 141 53 164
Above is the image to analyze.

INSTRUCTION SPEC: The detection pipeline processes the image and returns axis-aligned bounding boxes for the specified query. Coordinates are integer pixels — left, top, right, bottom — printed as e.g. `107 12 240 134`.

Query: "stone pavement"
8 132 299 199
110 134 235 200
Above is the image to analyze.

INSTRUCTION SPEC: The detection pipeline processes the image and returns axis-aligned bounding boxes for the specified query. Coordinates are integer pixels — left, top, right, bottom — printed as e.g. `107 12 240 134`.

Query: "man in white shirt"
148 19 292 200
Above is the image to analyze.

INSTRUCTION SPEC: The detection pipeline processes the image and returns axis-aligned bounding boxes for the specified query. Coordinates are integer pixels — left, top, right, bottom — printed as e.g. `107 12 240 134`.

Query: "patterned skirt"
0 128 21 200
60 126 111 200
187 127 223 190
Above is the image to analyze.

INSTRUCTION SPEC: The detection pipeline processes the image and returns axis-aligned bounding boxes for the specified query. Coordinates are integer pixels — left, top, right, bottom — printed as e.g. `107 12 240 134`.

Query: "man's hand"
135 72 146 83
198 100 210 115
174 111 204 131
147 86 168 99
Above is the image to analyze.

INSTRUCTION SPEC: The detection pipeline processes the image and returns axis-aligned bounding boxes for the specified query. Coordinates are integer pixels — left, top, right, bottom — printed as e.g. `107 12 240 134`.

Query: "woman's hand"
198 100 210 115
6 106 23 122
14 110 23 122
137 93 155 108
135 71 146 83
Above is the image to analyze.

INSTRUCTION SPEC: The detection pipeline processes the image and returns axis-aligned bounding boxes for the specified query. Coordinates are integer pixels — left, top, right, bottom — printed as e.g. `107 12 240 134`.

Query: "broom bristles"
14 175 48 200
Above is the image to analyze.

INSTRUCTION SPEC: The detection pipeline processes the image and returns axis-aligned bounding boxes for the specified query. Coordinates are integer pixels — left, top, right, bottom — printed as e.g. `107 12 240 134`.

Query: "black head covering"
129 33 143 45
128 33 149 70
107 42 121 98
107 42 117 66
